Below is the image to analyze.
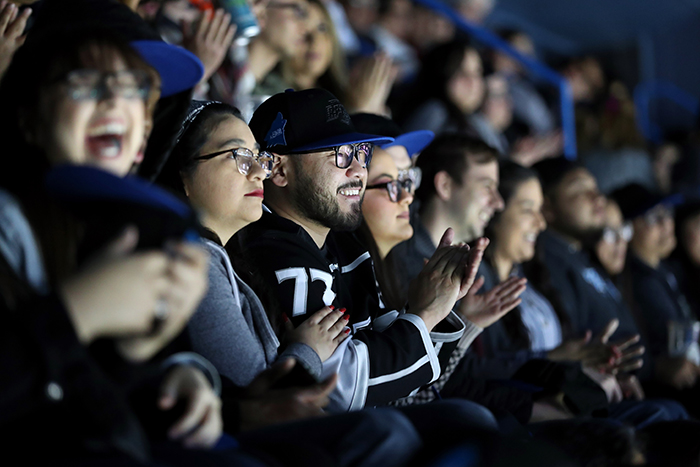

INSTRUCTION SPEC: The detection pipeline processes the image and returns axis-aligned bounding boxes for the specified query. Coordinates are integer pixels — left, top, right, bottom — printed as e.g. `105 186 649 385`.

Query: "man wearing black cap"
239 89 493 420
534 158 641 346
612 184 700 406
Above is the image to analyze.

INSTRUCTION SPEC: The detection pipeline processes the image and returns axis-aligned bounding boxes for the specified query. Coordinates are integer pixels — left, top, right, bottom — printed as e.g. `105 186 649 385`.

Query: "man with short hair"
393 133 504 290
240 89 489 416
535 158 639 342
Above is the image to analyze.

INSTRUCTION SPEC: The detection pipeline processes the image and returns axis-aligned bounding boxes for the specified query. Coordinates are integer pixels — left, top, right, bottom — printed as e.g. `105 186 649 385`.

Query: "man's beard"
291 161 364 232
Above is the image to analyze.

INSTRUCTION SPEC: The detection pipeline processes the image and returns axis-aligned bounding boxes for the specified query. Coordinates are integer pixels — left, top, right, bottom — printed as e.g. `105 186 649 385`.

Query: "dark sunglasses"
194 147 277 178
366 178 414 203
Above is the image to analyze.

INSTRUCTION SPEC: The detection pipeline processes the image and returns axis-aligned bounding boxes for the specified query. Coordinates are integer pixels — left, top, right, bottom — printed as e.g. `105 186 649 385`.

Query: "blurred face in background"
289 2 333 81
410 6 454 51
261 0 309 58
681 212 700 267
492 177 546 265
483 74 512 132
631 204 676 262
544 168 606 241
343 0 378 35
35 45 157 177
362 148 414 257
445 155 504 242
447 48 484 114
595 200 631 276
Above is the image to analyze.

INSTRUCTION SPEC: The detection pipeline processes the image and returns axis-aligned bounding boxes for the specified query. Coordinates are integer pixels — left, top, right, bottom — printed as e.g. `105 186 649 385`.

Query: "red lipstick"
245 189 264 198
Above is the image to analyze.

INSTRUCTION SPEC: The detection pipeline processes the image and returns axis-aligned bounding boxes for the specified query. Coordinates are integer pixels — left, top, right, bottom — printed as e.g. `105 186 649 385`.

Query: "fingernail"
329 305 335 310
339 308 346 313
344 329 351 334
282 313 289 323
343 314 350 320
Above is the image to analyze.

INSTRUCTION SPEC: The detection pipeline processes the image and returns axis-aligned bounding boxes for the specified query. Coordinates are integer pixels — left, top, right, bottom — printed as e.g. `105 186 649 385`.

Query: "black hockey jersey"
238 209 463 409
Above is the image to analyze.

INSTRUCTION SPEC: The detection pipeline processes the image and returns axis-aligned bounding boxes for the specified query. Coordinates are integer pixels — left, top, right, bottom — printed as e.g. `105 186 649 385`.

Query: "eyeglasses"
602 223 633 244
398 167 422 191
644 205 674 226
61 69 151 101
296 143 374 170
194 148 277 178
267 2 308 19
366 178 414 203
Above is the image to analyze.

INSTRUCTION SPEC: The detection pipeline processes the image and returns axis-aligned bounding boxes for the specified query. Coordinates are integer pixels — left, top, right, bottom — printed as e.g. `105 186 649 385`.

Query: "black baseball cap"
610 183 683 220
351 113 434 157
249 89 393 154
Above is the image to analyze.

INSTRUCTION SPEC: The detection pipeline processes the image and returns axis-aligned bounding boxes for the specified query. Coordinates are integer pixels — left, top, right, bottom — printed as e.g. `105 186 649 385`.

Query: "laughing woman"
157 101 350 387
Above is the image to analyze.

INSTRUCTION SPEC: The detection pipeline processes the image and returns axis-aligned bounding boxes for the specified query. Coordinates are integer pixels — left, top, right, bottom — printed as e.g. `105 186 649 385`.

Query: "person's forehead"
604 201 623 226
464 156 497 180
560 168 596 189
368 148 398 178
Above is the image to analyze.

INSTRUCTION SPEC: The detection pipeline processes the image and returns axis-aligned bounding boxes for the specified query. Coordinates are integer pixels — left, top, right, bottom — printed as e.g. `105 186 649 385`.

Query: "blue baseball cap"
249 89 393 154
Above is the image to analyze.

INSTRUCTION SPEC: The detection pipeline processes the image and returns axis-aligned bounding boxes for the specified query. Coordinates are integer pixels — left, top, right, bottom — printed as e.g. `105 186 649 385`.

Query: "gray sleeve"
187 255 268 387
279 342 323 379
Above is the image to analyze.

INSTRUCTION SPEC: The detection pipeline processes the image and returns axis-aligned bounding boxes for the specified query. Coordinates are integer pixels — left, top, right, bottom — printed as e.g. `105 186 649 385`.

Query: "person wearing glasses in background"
611 184 700 415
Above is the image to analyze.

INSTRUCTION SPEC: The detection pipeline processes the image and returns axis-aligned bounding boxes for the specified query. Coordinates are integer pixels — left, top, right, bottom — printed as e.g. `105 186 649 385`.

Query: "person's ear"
269 153 289 187
434 171 453 202
180 171 191 198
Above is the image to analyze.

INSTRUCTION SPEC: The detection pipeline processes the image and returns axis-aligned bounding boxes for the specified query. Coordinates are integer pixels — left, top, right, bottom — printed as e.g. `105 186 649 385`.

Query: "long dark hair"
0 31 157 288
485 161 571 349
156 101 285 334
404 39 479 131
357 220 406 311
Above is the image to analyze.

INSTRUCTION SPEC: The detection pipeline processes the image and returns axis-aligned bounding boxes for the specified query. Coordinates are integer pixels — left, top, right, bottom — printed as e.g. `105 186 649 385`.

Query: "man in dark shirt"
239 89 493 430
535 158 640 343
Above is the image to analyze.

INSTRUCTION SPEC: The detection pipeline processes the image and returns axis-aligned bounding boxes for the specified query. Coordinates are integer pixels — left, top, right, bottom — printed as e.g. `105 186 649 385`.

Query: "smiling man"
392 133 504 291
238 89 493 423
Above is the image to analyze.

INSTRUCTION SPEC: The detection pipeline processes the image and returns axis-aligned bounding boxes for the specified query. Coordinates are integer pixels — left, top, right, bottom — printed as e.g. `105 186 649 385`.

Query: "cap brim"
131 40 204 98
46 165 192 218
289 133 394 153
381 130 434 157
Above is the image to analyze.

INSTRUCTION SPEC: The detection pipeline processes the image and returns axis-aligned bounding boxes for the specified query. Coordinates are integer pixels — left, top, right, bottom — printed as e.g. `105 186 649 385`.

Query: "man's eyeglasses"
62 69 152 101
195 148 277 178
366 178 414 203
267 2 308 19
398 167 422 191
602 223 633 244
295 143 374 170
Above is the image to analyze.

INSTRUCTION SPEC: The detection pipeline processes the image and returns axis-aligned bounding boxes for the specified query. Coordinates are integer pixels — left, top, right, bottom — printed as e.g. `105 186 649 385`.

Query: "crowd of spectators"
2 0 700 466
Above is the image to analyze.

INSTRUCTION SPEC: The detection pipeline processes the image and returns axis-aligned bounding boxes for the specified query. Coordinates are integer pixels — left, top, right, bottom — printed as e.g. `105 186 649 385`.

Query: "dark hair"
415 132 497 206
485 161 570 348
356 220 406 311
532 157 582 198
408 39 480 131
154 102 286 335
156 102 244 197
0 31 157 286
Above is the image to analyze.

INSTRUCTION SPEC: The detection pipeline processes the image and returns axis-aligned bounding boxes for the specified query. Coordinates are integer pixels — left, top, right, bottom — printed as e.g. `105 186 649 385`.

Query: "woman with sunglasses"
158 101 350 388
